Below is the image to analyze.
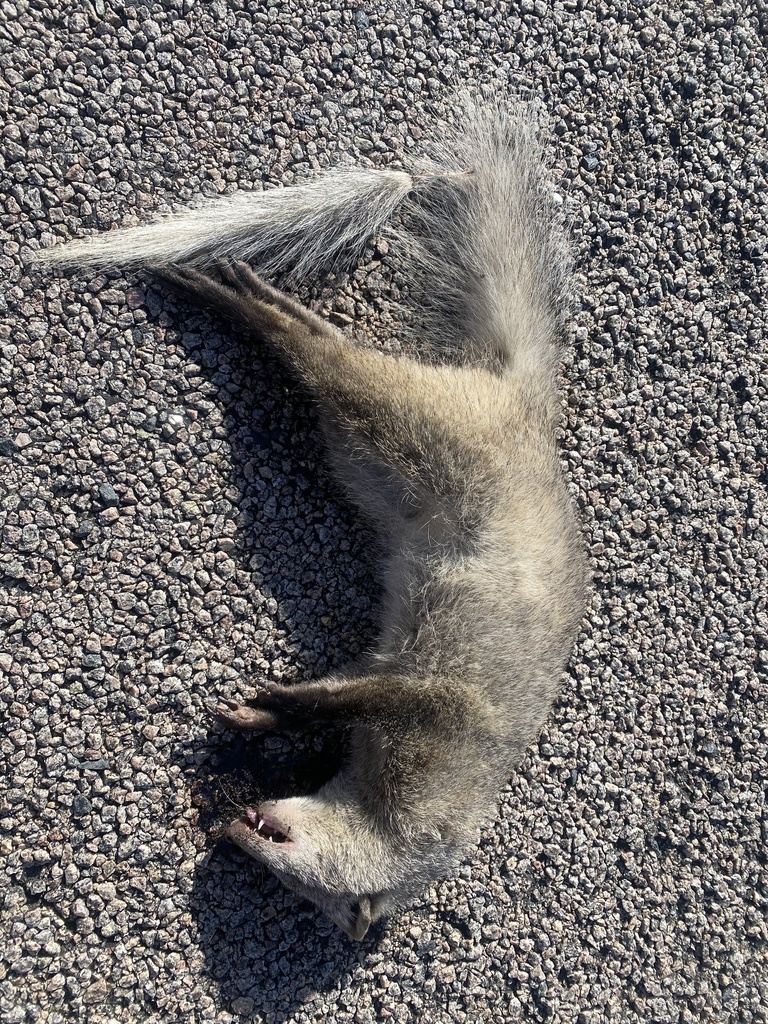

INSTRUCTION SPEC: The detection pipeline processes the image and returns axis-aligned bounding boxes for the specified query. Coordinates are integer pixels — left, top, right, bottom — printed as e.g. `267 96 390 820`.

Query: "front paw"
209 697 278 732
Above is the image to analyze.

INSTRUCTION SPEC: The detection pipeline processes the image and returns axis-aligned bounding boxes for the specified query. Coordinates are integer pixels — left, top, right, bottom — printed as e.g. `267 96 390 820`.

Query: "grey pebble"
71 796 92 818
97 483 120 507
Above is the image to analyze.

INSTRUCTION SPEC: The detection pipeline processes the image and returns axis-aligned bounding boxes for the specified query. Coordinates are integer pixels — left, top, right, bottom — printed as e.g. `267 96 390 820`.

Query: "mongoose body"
39 95 588 939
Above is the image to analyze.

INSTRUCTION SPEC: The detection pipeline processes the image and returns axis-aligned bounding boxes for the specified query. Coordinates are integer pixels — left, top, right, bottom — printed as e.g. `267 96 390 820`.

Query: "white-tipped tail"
36 169 414 279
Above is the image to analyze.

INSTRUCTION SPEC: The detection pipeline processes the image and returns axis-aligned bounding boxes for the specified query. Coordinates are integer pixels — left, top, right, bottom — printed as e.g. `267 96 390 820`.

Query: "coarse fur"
39 94 588 941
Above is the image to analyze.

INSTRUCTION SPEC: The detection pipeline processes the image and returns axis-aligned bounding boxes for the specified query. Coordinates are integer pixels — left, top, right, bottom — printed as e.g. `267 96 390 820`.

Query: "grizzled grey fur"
39 95 588 940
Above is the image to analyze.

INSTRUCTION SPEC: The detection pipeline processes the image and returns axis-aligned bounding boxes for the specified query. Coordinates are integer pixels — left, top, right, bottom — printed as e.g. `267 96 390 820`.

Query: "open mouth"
244 807 293 844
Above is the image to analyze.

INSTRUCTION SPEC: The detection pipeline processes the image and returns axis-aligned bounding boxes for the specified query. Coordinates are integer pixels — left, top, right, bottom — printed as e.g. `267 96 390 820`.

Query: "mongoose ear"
335 896 373 941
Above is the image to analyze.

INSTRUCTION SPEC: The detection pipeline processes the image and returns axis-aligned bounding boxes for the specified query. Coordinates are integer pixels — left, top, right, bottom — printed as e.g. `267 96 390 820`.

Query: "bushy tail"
36 169 414 281
37 93 570 372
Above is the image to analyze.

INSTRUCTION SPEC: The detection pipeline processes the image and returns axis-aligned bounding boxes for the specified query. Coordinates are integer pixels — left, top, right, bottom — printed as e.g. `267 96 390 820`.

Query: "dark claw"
150 261 335 341
149 263 215 292
217 260 269 297
148 260 296 340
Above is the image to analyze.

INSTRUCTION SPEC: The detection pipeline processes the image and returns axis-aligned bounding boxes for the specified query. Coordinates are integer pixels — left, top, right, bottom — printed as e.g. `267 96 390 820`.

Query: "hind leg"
153 263 503 516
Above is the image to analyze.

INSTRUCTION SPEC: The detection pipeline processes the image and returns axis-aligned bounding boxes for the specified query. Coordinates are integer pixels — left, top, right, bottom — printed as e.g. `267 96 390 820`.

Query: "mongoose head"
226 783 471 940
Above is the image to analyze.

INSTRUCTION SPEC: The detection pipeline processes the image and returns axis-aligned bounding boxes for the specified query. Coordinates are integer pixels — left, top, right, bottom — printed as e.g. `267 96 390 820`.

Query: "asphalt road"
1 1 766 1022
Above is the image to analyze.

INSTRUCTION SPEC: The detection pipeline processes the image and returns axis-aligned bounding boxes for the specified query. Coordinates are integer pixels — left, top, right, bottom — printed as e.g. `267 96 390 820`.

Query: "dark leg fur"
151 264 297 340
217 262 333 338
211 676 462 733
211 678 396 732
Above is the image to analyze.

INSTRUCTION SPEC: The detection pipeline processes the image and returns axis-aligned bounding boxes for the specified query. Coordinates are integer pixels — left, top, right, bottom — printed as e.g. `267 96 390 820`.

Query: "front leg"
151 263 392 411
210 678 377 733
210 674 466 734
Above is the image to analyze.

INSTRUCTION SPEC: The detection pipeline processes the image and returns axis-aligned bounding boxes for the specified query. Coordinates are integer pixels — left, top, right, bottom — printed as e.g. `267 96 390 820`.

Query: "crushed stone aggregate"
1 1 767 1022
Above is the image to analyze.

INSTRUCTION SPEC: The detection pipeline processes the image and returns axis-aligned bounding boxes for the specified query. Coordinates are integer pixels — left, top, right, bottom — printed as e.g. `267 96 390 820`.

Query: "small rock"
98 483 120 507
72 795 92 818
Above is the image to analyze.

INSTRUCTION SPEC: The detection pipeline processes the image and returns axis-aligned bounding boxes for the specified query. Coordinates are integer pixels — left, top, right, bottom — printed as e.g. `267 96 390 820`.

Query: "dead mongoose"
38 93 588 940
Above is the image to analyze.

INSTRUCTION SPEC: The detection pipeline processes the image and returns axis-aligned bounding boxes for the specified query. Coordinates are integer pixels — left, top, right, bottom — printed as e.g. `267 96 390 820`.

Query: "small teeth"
243 806 289 843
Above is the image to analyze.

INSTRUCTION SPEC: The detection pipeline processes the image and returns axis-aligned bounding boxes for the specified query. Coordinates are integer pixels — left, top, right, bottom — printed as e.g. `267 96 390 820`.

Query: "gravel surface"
2 1 767 1022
